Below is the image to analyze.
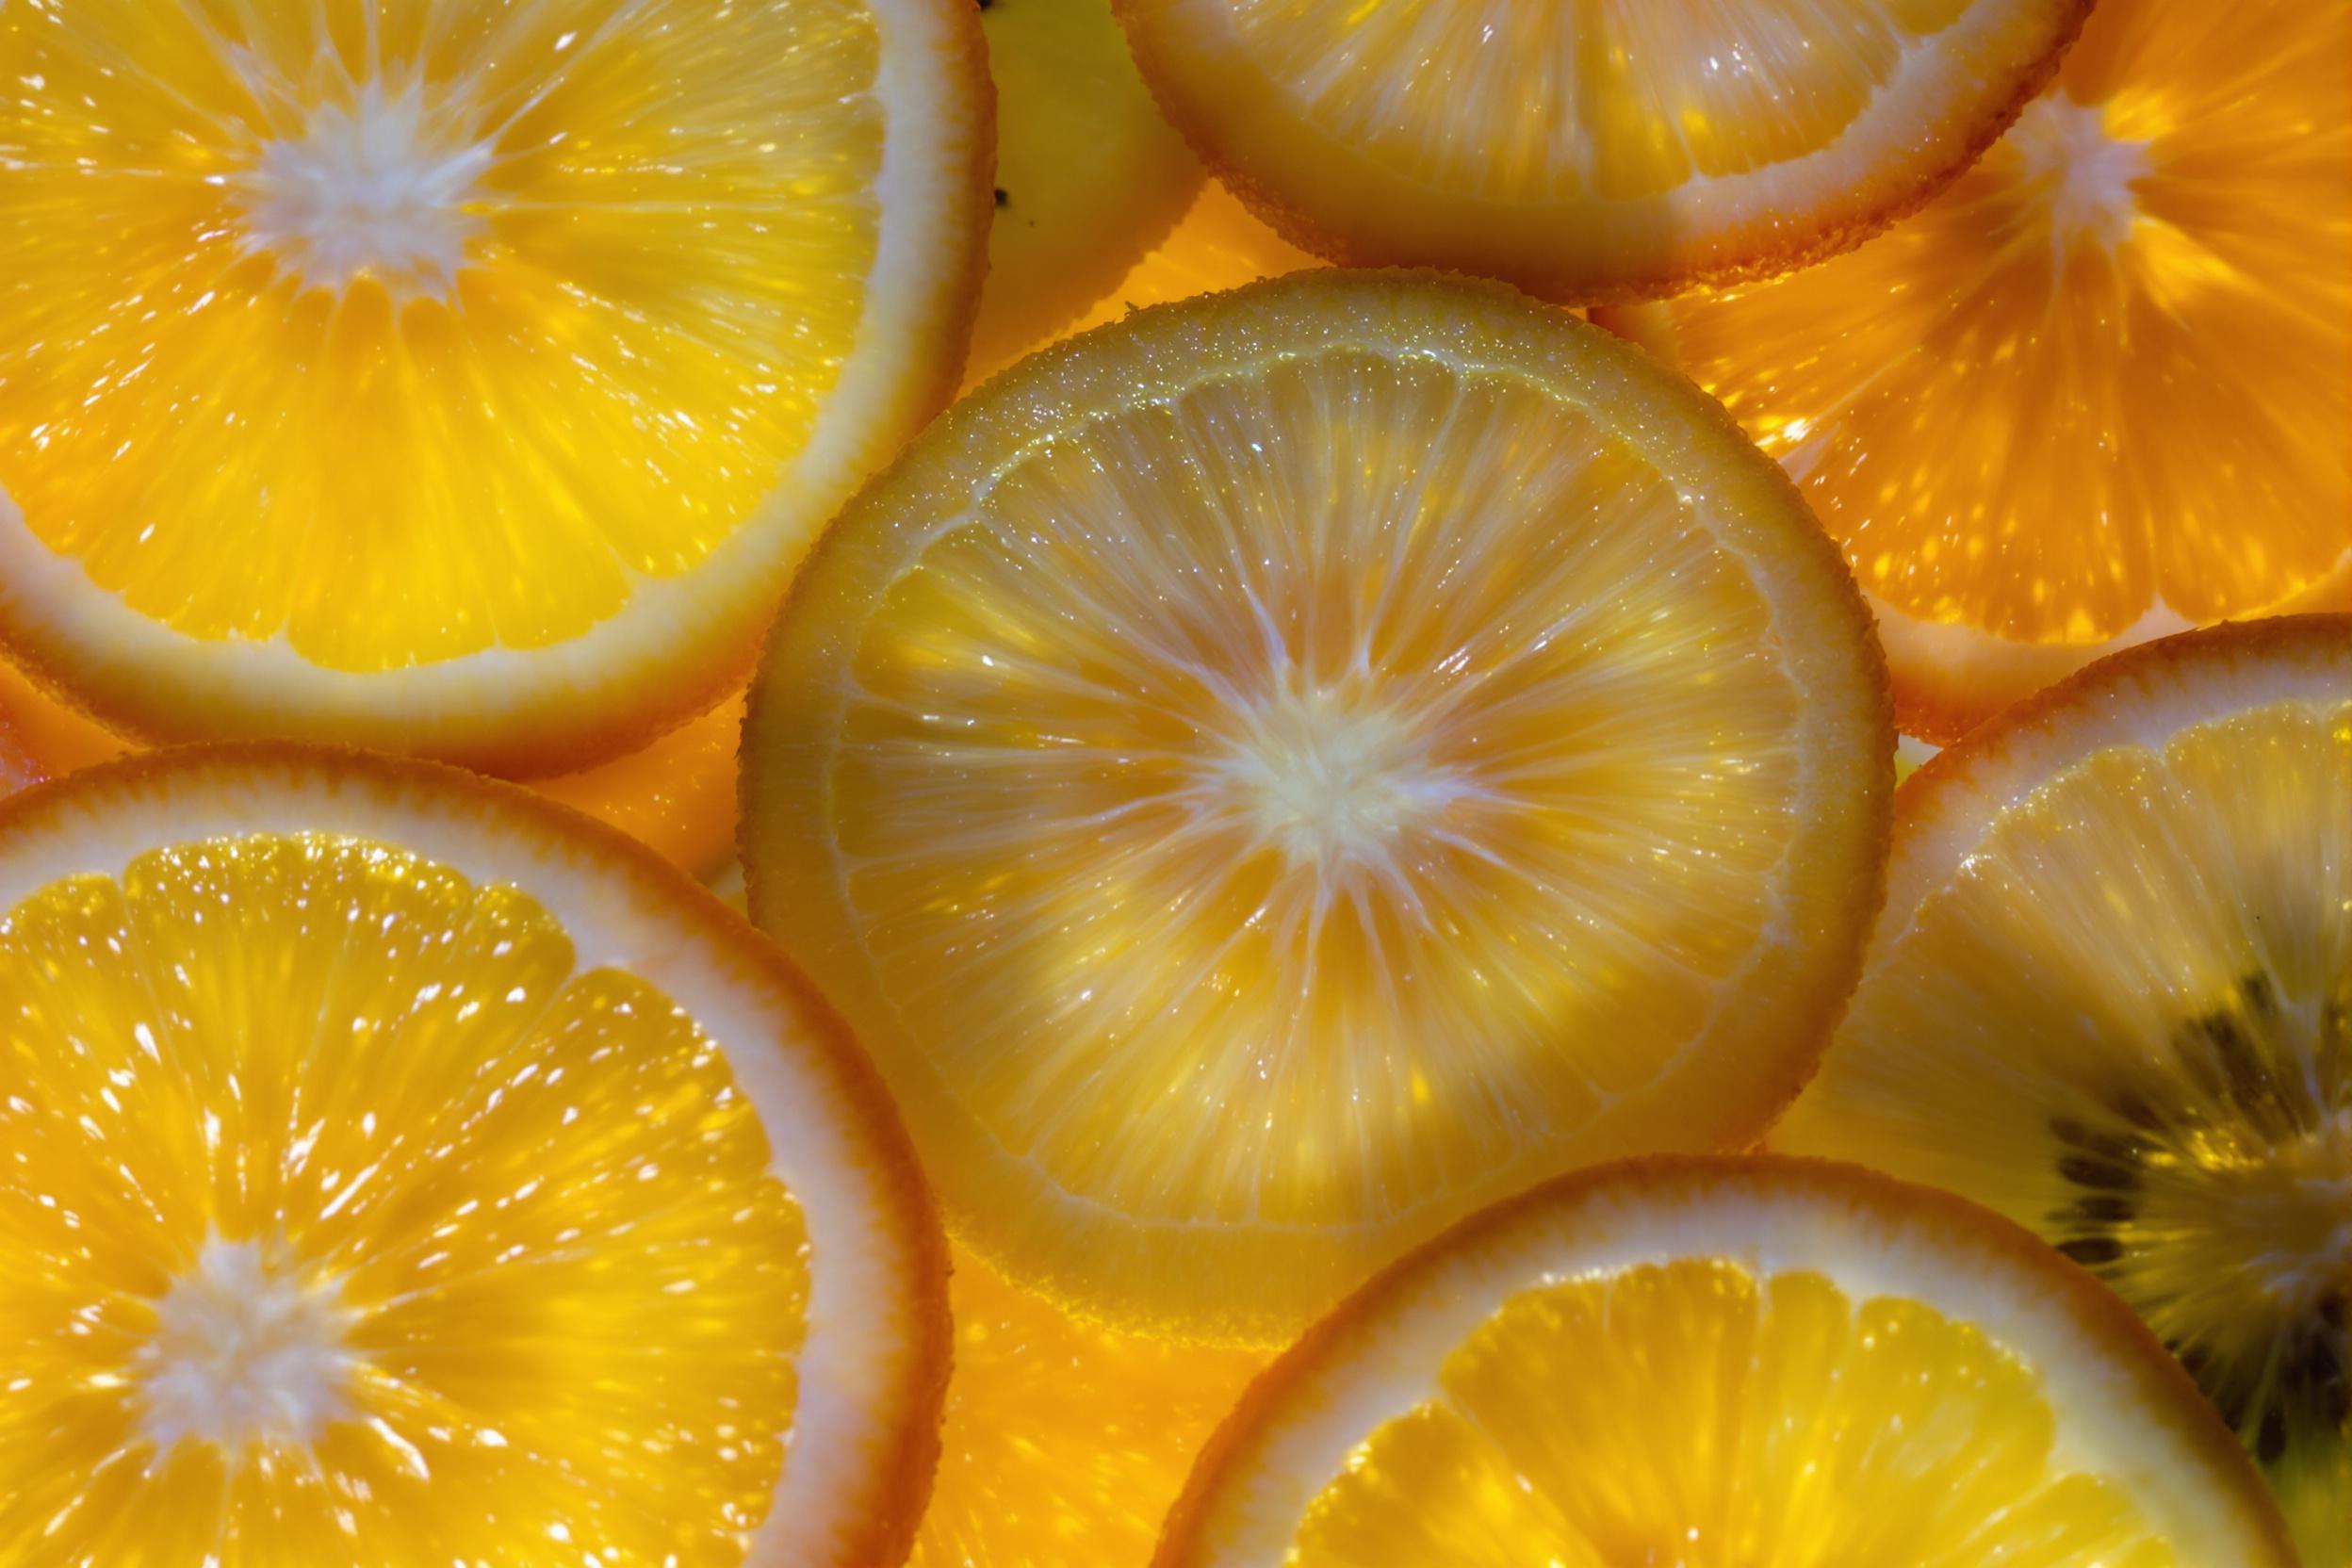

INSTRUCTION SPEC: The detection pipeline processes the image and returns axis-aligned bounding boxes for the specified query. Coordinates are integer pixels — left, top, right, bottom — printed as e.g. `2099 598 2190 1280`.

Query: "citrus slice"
0 0 991 775
910 1244 1266 1568
743 270 1894 1339
1774 614 2352 1564
0 746 948 1565
1593 0 2352 741
967 0 1205 379
1115 0 2092 302
1157 1157 2295 1568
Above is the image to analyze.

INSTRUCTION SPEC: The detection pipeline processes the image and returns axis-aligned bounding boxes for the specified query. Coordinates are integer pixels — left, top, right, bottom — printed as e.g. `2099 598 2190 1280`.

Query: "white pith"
134 1235 359 1455
2006 94 2150 259
232 77 492 303
1199 671 1473 889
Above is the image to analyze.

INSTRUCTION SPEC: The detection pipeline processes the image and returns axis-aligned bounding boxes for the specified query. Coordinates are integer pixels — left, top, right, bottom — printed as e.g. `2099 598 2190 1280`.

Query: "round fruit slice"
1594 0 2352 741
0 0 991 775
967 0 1204 379
1115 0 2092 302
1775 615 2352 1566
0 747 948 1566
743 270 1893 1340
1161 1157 2295 1568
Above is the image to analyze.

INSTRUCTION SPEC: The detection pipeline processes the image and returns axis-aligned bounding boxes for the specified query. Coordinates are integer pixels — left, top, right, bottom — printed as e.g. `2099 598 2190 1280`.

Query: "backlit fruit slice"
1157 1158 2295 1568
1115 0 2091 302
910 1245 1267 1568
1593 0 2352 741
743 270 1894 1340
0 747 948 1566
966 0 1205 380
1773 614 2352 1565
0 0 991 776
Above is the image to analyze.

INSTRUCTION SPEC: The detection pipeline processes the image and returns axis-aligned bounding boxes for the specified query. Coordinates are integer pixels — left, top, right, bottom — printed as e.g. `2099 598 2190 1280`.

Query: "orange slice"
1158 1157 2295 1568
1595 0 2352 740
967 0 1205 380
0 0 990 775
1116 0 2092 302
0 746 947 1564
743 270 1893 1340
1775 614 2352 1564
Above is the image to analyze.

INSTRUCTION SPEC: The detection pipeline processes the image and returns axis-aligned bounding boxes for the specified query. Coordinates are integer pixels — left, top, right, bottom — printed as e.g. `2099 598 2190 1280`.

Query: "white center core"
2007 94 2150 254
1212 681 1462 875
134 1236 357 1454
233 79 493 302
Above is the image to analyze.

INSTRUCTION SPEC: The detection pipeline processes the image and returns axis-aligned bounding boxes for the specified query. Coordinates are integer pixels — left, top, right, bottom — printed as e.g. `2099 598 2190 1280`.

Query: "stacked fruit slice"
1159 1158 2296 1567
1598 0 2352 736
0 0 989 772
0 748 946 1564
744 270 1894 1339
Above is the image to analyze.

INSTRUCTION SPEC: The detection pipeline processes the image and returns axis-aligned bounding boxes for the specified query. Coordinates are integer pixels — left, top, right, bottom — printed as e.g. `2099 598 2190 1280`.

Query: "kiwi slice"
1776 617 2352 1565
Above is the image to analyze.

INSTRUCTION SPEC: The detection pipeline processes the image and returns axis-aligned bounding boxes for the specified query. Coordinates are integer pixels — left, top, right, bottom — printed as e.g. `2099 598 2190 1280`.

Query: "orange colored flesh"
1599 0 2352 740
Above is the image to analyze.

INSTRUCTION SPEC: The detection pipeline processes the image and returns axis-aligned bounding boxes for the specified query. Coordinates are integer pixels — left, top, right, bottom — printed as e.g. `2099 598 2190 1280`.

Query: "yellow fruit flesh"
835 352 1801 1241
910 1248 1266 1568
1613 0 2352 646
1780 696 2352 1563
1227 0 1968 202
0 831 807 1563
0 0 881 668
1290 1260 2174 1566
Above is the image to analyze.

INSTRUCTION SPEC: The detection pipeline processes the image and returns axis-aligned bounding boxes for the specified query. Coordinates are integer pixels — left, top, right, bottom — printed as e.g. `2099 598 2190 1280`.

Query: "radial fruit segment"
0 0 989 773
1157 1159 2295 1568
1117 0 2093 301
744 271 1892 1340
1776 615 2352 1566
0 749 947 1567
1597 0 2352 739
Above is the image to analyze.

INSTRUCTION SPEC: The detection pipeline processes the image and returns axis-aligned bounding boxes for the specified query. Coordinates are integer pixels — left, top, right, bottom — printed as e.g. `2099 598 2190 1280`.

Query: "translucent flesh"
1631 0 2352 643
0 0 883 669
909 1246 1266 1568
832 347 1803 1235
1780 698 2352 1563
0 832 808 1564
1223 0 1970 200
1289 1260 2175 1567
